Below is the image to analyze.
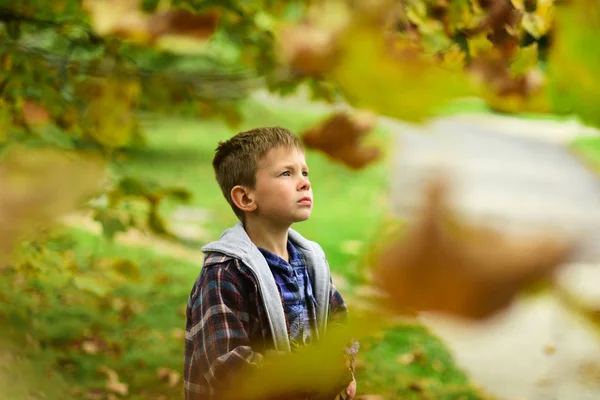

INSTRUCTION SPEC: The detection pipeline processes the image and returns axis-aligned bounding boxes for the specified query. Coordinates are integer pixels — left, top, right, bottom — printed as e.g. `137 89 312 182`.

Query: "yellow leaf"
510 43 538 76
80 79 140 148
228 313 382 400
83 0 151 42
0 147 105 263
331 25 473 123
83 0 219 49
467 34 494 59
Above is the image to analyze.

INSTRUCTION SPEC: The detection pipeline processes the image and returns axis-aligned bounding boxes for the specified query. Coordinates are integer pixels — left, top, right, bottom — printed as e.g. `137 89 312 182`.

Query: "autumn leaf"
0 147 105 263
83 0 219 49
331 24 473 123
98 366 129 396
227 316 377 400
277 23 341 76
157 367 181 388
466 40 548 113
301 111 381 170
374 177 573 320
78 79 140 148
512 0 555 39
21 100 50 126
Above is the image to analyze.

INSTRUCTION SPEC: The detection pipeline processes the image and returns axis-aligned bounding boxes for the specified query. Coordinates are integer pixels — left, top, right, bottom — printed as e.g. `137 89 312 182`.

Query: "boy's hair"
212 126 303 221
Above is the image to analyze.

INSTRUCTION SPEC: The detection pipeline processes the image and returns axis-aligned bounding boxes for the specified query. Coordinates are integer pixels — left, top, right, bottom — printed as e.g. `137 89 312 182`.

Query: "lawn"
1 97 490 399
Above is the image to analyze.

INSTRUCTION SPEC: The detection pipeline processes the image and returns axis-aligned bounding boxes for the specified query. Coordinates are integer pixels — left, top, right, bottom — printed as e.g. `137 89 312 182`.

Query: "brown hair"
212 126 303 220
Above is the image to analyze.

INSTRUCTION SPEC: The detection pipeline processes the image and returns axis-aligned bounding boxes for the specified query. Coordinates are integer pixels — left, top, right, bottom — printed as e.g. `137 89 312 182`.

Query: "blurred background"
2 0 600 399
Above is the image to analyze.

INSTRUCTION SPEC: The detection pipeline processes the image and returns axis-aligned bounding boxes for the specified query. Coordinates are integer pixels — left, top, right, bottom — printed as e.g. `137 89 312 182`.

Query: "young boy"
184 127 357 399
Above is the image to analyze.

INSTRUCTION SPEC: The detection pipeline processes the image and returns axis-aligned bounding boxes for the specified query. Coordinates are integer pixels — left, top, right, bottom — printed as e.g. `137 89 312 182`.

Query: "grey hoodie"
201 221 332 353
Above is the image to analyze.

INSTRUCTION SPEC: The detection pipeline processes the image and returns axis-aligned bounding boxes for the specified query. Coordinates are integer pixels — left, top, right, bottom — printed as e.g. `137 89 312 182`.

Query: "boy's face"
249 146 313 226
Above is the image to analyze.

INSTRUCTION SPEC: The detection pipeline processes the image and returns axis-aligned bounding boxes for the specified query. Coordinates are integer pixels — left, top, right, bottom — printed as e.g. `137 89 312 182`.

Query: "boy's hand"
344 377 356 399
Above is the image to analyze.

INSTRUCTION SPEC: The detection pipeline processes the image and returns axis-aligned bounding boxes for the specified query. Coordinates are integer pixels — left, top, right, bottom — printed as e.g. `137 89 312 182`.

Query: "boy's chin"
292 212 312 223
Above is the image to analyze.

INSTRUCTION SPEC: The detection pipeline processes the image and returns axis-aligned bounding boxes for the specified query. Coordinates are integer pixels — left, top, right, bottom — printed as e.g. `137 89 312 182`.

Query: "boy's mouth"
298 197 312 206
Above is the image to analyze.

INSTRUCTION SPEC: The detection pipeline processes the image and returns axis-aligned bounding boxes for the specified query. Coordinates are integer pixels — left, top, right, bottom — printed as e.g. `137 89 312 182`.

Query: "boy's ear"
231 185 257 213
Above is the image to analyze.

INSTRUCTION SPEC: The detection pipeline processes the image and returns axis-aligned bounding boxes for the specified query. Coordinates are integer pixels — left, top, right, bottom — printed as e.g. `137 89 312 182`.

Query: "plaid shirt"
258 241 317 348
184 252 350 400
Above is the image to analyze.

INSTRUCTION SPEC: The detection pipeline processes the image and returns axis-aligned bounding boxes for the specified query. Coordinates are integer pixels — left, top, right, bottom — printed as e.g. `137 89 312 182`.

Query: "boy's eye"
302 171 309 177
281 171 291 177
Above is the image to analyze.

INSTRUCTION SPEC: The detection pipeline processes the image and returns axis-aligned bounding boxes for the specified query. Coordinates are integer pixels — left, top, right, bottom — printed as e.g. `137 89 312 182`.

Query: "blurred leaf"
79 79 141 148
110 259 141 282
278 23 341 76
157 367 181 388
21 100 50 127
73 274 110 297
228 313 380 400
331 24 473 122
514 0 555 39
548 0 600 126
511 42 539 76
374 177 573 320
163 187 192 203
0 147 105 262
98 365 129 396
83 0 219 50
117 177 149 198
302 111 381 170
93 208 130 241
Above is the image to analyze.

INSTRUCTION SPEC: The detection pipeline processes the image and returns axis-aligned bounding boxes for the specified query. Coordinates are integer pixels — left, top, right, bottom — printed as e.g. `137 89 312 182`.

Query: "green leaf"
163 187 192 203
93 208 128 241
548 0 600 126
332 25 473 123
118 177 149 197
141 0 160 13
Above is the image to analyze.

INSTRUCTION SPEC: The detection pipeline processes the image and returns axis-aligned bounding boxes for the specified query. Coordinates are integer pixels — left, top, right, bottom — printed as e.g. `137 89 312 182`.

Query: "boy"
184 127 357 399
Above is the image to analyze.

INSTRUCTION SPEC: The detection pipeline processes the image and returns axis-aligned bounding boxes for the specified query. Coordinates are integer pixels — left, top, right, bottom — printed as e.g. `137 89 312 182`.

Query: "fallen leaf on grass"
396 353 415 365
84 389 106 400
171 328 186 341
82 340 101 355
302 111 380 169
408 382 424 393
99 366 129 396
374 177 573 320
157 367 181 388
432 359 444 372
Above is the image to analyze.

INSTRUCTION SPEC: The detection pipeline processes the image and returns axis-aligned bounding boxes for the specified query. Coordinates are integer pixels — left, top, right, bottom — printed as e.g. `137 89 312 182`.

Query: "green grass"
357 324 487 399
1 98 488 399
572 136 600 174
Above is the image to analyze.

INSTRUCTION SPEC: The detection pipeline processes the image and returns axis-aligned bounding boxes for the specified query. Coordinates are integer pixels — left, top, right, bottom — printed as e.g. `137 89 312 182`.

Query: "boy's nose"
298 176 311 191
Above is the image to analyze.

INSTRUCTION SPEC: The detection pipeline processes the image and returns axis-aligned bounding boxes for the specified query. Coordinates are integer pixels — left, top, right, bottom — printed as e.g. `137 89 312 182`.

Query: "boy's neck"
243 218 291 262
